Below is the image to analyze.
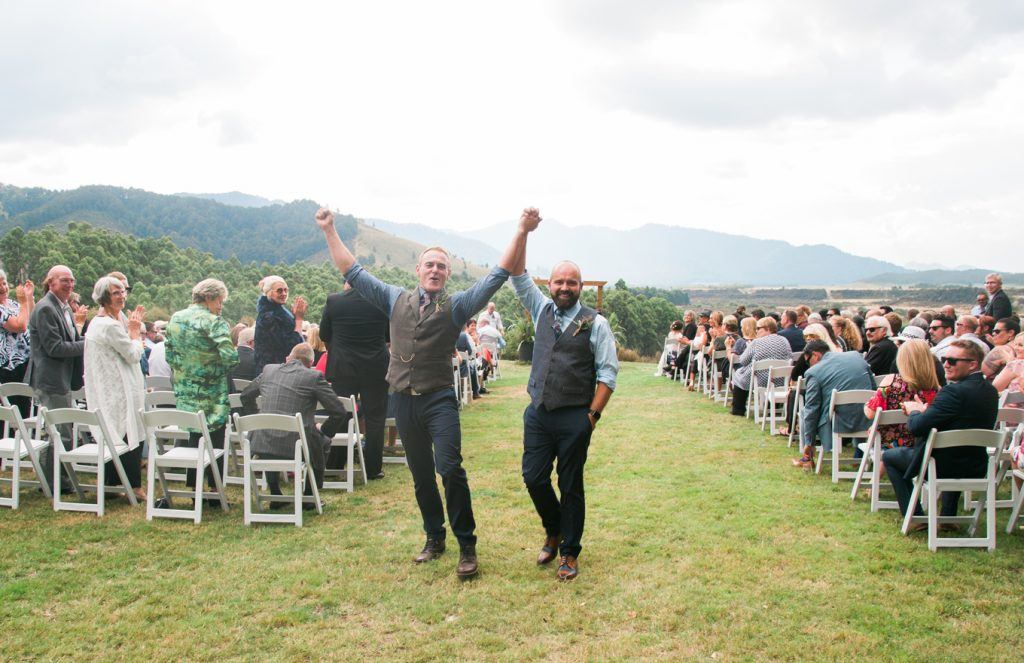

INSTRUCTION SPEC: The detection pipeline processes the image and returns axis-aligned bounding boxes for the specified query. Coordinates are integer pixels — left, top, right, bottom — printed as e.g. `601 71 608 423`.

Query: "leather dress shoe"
457 545 478 578
556 555 578 581
152 497 171 510
302 499 325 512
537 535 560 565
414 538 446 563
369 471 385 480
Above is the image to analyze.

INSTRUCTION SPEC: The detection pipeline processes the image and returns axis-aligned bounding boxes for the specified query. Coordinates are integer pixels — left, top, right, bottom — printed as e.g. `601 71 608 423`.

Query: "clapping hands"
127 305 146 337
293 296 308 318
15 279 34 303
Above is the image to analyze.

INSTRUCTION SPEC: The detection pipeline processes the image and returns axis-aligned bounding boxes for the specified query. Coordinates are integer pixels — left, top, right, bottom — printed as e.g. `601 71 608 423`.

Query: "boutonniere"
572 315 595 337
434 290 449 313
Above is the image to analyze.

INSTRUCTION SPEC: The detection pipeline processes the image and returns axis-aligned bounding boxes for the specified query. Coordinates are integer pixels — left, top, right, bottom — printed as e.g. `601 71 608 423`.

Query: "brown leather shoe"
537 536 560 565
457 545 478 578
414 538 445 563
556 555 578 581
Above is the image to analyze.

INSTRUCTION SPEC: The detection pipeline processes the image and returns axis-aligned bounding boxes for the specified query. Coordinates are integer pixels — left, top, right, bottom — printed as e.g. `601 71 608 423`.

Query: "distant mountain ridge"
176 191 286 207
857 269 1024 287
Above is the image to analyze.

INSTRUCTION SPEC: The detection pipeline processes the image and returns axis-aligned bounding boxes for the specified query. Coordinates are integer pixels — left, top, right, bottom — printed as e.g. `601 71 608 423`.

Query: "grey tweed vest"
386 289 461 394
528 303 597 410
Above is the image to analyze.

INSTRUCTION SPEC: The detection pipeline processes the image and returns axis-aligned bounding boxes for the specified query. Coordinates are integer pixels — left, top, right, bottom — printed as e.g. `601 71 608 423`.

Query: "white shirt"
147 341 172 377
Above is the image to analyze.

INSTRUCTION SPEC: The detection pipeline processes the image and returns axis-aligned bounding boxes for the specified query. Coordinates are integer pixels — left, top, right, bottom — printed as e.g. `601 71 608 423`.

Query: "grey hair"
986 272 1003 287
866 315 892 337
192 278 228 304
0 269 6 282
92 275 125 306
237 326 255 347
260 275 287 295
288 342 314 366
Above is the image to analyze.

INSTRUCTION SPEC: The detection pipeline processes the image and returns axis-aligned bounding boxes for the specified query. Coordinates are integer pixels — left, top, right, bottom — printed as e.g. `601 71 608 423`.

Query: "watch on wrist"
588 409 601 422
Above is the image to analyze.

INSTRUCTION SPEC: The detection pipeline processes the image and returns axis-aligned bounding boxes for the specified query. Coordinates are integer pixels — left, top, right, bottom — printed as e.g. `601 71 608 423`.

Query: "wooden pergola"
532 278 608 311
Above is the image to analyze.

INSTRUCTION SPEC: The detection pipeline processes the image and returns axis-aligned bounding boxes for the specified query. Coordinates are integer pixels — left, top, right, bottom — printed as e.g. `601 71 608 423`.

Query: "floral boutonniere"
434 290 449 313
572 315 595 337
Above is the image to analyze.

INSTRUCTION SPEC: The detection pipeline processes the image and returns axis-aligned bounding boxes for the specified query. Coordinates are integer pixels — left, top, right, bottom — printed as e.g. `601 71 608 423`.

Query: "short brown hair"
949 339 985 365
759 317 778 333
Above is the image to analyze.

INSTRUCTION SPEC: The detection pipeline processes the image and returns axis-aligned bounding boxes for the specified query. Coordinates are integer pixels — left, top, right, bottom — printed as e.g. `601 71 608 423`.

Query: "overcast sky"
3 1 1023 271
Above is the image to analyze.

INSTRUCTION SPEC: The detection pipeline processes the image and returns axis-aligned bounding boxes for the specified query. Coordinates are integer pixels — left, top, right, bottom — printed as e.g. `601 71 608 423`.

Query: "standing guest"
457 320 484 398
971 293 988 317
83 276 148 502
863 315 898 376
147 338 171 378
989 317 1019 347
230 327 257 383
254 275 306 374
165 279 238 499
306 324 327 366
725 317 792 416
27 265 85 492
319 280 390 480
778 310 805 352
791 340 875 468
316 205 540 579
477 301 505 333
512 258 618 581
884 340 998 521
983 273 1012 320
863 340 940 450
928 315 957 359
0 272 34 418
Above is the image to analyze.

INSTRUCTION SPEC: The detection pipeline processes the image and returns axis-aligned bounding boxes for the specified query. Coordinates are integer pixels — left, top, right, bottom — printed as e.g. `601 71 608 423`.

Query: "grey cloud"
554 0 1024 126
0 1 242 144
198 110 255 147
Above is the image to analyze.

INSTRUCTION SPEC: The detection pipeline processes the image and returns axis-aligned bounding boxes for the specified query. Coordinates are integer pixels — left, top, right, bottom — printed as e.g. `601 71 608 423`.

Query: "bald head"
548 260 583 311
45 265 76 302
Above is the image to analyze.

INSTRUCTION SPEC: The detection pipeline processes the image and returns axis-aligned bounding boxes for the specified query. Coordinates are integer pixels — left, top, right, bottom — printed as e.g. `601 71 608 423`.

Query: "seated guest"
672 311 698 375
831 316 863 353
989 317 1019 347
792 340 875 468
884 312 903 337
982 345 1015 382
883 340 998 521
928 315 956 359
795 305 811 329
863 340 940 450
906 308 920 321
971 293 988 316
239 343 347 503
230 326 257 382
939 305 956 320
954 315 990 352
725 317 791 416
477 318 504 380
992 340 1024 397
864 315 897 375
894 327 946 386
715 315 740 382
778 309 805 352
733 316 756 357
457 319 483 398
84 276 148 502
977 315 995 342
803 322 841 353
307 324 327 366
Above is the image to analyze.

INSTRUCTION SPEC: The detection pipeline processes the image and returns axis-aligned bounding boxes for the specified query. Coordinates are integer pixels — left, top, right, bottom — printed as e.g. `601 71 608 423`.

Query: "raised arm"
315 208 356 274
501 207 541 276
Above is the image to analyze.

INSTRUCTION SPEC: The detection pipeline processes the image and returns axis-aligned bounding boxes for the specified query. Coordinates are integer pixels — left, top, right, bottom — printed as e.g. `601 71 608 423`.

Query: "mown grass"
1 362 1022 661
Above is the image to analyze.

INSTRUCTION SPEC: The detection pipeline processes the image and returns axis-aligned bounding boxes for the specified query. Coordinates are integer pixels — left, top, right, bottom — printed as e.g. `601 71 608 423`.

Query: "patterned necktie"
553 315 563 338
419 292 433 319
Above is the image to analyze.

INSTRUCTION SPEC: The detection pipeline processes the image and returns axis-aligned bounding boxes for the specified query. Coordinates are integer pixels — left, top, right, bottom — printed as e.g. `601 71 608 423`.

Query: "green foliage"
0 184 357 264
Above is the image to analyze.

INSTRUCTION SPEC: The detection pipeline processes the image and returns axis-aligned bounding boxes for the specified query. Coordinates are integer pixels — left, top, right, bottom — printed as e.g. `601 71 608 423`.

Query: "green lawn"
2 363 1022 661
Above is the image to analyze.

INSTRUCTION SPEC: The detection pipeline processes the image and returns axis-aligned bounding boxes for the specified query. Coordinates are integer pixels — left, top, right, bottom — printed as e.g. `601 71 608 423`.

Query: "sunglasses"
993 328 1008 334
125 285 133 293
929 325 947 331
942 356 971 365
865 327 882 332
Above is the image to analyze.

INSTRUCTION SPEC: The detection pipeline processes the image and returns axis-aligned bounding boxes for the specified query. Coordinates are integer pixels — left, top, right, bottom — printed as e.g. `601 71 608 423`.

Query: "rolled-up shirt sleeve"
511 271 548 330
590 315 619 391
343 263 404 318
451 266 511 327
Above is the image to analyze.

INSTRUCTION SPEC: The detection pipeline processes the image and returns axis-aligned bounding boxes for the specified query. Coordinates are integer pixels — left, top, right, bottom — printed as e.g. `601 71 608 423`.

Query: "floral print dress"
865 374 938 449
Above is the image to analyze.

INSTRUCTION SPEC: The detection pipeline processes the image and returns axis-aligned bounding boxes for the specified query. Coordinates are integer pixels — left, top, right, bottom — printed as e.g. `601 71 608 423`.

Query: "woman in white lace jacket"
84 275 147 501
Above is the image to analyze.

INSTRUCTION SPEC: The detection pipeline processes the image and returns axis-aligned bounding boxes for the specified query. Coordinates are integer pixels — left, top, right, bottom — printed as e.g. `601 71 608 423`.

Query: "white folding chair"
145 375 173 392
382 416 408 466
456 351 473 406
901 428 1009 551
143 390 188 482
709 349 728 403
787 376 805 448
815 389 874 482
481 341 502 380
43 407 138 516
0 405 51 508
232 378 252 392
222 393 266 489
142 408 228 523
723 354 736 408
760 365 794 435
968 409 1024 511
451 357 464 407
0 382 40 439
750 359 791 424
321 395 368 492
998 391 1024 408
234 412 322 527
1006 424 1024 534
850 408 905 511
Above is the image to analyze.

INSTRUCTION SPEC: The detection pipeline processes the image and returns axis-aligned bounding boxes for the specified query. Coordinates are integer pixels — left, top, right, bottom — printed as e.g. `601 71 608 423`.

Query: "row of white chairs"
672 351 1024 551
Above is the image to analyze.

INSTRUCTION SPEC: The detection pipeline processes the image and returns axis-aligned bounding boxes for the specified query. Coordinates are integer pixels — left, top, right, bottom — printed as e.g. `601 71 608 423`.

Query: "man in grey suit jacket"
793 340 876 468
239 343 347 498
26 265 86 491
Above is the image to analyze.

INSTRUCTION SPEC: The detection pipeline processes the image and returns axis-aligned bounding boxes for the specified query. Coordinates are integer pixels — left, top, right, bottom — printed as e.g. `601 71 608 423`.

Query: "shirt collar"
553 300 582 321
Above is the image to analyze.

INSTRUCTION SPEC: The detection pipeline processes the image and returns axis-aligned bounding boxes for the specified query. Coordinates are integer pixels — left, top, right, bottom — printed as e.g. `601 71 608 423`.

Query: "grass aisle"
2 362 1022 660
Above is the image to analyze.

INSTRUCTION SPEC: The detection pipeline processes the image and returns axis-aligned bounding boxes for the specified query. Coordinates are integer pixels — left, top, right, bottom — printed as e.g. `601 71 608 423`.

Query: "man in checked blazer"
27 265 86 492
240 343 348 497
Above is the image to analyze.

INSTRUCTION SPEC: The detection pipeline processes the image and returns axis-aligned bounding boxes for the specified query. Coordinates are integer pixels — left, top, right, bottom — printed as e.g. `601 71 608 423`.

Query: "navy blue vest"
528 304 597 410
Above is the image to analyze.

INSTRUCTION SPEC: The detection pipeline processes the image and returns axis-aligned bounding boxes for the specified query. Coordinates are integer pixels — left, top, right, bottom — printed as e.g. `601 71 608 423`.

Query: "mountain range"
0 183 1013 287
